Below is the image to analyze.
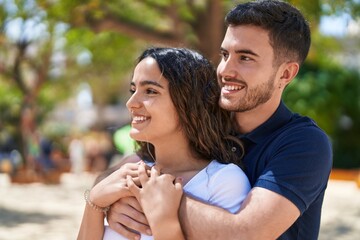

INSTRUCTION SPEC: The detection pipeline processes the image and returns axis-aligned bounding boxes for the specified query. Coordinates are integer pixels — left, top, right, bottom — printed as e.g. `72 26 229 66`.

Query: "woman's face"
126 57 180 144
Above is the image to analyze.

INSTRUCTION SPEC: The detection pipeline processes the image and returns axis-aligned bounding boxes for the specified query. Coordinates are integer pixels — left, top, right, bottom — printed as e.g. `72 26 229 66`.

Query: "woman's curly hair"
134 47 244 168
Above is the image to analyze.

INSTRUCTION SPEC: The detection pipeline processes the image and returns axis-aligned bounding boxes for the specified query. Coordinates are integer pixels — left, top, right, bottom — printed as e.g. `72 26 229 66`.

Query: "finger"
130 176 141 186
117 163 142 179
124 196 145 214
110 198 147 224
127 169 141 177
108 198 151 235
174 177 183 191
138 163 149 183
127 175 140 198
143 163 151 175
152 164 163 175
126 163 144 175
160 173 176 182
150 165 160 177
106 222 141 240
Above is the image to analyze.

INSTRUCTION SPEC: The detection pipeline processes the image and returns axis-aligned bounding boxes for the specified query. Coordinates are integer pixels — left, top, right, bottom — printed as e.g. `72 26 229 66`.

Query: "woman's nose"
126 92 141 111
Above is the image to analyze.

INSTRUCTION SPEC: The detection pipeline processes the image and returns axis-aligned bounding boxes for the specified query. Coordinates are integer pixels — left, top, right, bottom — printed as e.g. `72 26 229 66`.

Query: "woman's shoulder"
207 160 245 176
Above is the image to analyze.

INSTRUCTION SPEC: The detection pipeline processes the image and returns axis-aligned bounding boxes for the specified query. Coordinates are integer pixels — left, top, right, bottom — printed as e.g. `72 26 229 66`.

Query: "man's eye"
129 89 135 94
220 52 229 60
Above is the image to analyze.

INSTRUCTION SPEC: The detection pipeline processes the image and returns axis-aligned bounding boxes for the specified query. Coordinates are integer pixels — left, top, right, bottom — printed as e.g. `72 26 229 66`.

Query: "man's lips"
222 84 245 91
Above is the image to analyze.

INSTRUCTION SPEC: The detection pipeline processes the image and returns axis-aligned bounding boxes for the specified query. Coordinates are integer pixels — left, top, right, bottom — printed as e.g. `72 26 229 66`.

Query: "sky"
319 13 357 36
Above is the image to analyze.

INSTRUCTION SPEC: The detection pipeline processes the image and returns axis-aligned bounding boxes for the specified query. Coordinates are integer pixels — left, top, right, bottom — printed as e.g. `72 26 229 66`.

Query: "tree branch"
87 13 183 47
13 40 30 95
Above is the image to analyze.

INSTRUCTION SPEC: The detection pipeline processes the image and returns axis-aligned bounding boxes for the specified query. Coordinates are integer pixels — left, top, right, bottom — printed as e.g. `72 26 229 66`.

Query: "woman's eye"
240 56 251 61
146 89 158 94
129 89 135 94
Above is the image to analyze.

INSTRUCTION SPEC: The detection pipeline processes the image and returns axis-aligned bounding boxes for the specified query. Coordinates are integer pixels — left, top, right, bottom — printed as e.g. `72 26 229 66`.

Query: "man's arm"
179 187 300 240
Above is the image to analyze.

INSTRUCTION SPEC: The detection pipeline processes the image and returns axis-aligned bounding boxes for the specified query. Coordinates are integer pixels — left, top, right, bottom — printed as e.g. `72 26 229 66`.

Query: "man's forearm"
179 188 300 240
179 196 239 240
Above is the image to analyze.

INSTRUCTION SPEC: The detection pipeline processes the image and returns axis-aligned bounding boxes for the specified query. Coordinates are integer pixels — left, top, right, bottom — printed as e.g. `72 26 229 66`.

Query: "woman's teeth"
133 116 149 122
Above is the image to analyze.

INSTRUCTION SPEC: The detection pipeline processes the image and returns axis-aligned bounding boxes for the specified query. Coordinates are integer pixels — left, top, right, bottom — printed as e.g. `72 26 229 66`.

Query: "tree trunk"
193 0 225 65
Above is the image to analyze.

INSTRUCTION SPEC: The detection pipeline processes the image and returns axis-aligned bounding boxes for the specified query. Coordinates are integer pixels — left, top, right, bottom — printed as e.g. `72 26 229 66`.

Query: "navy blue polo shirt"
239 101 332 240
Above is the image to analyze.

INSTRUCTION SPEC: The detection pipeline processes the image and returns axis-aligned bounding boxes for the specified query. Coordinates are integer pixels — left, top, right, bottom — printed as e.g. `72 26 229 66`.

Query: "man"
104 0 332 239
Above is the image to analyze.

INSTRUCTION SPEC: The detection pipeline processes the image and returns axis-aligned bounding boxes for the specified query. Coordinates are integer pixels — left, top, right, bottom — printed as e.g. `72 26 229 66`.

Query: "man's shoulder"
282 114 329 139
269 114 332 166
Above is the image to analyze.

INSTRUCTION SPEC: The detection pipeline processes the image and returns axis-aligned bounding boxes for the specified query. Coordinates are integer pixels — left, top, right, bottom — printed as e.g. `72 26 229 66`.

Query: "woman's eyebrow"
130 80 164 88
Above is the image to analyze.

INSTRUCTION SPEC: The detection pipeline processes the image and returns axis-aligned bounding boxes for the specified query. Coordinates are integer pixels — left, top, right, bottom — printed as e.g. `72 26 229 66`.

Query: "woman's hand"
127 163 185 240
90 162 143 209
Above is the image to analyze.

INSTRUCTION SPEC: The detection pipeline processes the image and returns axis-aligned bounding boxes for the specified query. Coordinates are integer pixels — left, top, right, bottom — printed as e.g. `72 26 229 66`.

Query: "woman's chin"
129 131 145 142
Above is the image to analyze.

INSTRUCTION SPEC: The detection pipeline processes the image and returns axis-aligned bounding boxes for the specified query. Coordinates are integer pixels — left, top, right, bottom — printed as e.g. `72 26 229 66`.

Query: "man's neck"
235 100 281 134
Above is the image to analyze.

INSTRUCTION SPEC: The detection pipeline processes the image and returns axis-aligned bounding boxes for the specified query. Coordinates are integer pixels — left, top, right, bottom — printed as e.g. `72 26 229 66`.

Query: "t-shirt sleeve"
255 125 332 214
207 163 251 214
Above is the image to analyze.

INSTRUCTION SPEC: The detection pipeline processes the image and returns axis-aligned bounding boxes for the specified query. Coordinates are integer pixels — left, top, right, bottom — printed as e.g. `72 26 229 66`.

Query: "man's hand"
107 196 152 239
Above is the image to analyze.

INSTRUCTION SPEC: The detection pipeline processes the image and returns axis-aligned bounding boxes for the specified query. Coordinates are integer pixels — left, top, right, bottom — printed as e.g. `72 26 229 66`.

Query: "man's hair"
134 47 244 166
225 0 311 66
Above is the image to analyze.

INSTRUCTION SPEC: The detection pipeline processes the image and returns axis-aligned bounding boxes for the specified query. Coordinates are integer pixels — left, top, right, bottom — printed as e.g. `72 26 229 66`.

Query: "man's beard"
219 72 276 112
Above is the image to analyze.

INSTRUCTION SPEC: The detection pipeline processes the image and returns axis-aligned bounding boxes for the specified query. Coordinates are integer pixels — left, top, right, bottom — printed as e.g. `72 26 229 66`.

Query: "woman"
77 47 250 240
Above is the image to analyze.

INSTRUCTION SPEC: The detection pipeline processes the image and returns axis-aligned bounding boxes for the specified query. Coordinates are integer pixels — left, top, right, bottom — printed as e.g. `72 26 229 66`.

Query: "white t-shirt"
103 160 251 240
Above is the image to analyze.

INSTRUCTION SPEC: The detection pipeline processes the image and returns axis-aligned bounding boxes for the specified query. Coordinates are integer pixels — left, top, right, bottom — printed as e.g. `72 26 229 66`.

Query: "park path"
0 173 359 240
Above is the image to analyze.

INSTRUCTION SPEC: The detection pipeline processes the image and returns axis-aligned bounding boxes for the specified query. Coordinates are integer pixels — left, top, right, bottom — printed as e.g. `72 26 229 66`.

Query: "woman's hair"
134 47 244 167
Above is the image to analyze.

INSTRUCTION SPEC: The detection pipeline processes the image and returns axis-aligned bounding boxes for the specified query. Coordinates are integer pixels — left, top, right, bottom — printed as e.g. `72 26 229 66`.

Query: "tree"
1 0 360 171
0 0 70 170
39 0 228 64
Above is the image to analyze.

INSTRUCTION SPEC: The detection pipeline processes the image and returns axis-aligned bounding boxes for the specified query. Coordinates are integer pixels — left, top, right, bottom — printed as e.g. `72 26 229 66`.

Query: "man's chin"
219 101 237 112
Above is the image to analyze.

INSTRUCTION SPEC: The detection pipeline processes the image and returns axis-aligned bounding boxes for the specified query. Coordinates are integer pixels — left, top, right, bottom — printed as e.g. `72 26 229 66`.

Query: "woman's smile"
132 115 150 124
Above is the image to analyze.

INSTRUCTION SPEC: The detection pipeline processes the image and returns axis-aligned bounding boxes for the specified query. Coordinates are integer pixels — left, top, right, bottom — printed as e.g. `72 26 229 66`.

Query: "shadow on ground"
0 207 64 228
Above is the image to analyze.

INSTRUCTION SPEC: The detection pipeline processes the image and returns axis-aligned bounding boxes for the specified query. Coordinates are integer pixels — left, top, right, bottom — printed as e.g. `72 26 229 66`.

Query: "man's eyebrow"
235 49 259 57
220 47 228 53
130 80 164 88
220 47 259 57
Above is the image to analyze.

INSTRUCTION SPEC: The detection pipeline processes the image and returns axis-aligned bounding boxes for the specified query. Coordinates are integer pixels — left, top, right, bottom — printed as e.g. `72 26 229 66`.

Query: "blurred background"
0 0 359 239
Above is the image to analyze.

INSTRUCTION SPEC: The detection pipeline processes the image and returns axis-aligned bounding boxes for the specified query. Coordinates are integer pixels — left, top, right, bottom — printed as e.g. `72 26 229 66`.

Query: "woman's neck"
151 140 209 182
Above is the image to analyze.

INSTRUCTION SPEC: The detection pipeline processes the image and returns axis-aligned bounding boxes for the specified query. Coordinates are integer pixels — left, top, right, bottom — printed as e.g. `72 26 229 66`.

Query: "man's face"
217 25 279 112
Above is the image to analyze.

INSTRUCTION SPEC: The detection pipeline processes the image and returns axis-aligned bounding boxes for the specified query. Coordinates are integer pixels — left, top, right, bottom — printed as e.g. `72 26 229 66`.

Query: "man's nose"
218 58 237 80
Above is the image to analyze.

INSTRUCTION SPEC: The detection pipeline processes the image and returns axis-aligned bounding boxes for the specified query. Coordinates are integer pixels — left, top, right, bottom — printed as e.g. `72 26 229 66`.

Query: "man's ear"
280 62 299 86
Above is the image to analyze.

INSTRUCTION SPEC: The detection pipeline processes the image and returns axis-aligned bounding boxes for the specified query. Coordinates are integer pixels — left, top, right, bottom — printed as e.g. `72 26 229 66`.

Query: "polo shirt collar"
240 101 292 144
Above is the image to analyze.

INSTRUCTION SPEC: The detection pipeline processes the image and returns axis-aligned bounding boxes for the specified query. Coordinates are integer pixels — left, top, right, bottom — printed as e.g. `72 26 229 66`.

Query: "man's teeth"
224 85 243 90
133 116 148 122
